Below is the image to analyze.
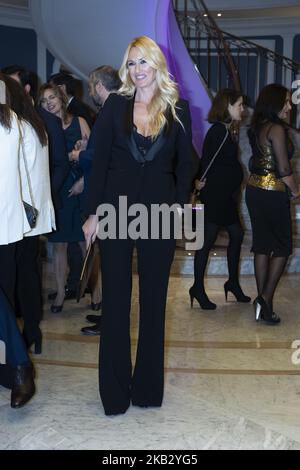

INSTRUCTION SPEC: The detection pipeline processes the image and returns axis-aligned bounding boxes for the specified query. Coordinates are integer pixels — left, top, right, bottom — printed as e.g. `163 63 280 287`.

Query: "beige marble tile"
2 269 300 449
1 365 300 450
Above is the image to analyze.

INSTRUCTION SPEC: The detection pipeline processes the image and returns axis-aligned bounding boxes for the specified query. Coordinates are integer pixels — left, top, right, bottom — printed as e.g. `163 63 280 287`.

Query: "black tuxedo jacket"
85 93 193 215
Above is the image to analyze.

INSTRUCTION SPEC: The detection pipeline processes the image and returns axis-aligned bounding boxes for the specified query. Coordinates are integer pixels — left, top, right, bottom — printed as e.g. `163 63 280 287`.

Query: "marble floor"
1 264 300 450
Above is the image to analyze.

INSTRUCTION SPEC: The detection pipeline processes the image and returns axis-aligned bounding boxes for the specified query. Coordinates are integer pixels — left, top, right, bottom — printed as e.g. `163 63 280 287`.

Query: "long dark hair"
250 83 288 134
0 72 12 130
208 88 243 123
38 83 69 125
3 75 47 146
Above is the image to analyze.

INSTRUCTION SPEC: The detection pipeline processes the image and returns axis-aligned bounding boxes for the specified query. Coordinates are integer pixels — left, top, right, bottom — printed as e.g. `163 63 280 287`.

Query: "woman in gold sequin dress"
246 84 299 324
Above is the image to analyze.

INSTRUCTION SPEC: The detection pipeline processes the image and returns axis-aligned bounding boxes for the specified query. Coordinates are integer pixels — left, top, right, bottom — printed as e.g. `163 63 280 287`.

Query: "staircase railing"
173 0 300 109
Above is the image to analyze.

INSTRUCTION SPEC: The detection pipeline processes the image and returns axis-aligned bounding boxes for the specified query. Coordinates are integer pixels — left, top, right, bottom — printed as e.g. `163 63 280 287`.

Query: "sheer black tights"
254 254 288 309
193 221 244 292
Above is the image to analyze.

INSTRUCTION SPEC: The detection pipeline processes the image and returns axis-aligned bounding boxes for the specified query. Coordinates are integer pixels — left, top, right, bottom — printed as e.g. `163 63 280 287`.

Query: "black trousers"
15 236 43 343
98 237 176 415
0 243 17 307
0 245 30 390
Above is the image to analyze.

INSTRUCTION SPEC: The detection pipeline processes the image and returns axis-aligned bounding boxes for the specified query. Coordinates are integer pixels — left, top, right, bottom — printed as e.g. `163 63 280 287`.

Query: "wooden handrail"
196 0 241 92
174 0 300 82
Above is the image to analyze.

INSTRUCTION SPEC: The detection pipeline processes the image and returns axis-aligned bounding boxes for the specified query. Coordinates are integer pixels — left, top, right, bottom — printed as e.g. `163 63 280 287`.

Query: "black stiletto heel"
189 287 216 310
224 281 251 303
253 296 280 325
51 304 64 314
253 297 262 321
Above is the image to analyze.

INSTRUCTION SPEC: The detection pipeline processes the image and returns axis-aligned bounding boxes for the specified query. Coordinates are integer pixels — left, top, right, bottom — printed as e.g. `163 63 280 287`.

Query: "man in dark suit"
69 66 121 335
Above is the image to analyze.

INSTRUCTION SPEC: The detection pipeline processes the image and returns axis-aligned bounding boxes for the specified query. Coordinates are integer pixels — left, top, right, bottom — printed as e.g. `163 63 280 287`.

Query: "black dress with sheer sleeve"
246 122 294 256
196 122 244 226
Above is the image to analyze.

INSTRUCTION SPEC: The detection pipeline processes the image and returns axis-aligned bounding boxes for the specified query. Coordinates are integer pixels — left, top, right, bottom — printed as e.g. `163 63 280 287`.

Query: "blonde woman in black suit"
83 36 194 415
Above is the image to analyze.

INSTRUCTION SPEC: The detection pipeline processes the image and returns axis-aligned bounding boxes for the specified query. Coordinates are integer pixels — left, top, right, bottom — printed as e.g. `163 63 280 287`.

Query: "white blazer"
19 120 56 237
0 112 31 245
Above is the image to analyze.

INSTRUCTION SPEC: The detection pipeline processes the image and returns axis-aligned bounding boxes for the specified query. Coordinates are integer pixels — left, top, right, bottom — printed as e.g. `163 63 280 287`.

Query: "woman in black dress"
246 84 299 324
39 84 96 313
190 89 250 310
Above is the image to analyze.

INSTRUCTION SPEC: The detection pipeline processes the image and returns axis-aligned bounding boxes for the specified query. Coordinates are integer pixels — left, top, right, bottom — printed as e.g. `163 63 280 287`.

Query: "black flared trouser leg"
98 238 134 415
131 238 176 407
16 236 43 343
0 243 17 308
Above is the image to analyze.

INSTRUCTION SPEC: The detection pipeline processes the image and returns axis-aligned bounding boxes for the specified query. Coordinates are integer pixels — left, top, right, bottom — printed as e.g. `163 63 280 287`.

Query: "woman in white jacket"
0 76 36 408
5 76 55 354
0 82 30 304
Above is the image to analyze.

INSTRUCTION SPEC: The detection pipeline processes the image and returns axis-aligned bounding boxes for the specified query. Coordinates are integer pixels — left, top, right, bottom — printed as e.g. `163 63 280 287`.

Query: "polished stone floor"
1 267 300 450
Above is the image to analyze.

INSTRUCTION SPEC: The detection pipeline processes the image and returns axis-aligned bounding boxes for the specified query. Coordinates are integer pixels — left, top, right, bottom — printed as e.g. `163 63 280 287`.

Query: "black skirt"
245 185 292 257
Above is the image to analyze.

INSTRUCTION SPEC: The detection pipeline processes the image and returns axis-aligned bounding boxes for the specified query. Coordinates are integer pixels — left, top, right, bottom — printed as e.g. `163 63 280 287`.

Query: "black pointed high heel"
51 303 64 314
224 281 251 303
253 296 280 325
90 302 102 311
189 287 216 310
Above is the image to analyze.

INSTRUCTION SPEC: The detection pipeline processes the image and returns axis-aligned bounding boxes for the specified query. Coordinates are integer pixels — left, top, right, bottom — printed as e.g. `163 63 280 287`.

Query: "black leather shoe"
86 314 102 324
81 323 101 336
11 363 35 409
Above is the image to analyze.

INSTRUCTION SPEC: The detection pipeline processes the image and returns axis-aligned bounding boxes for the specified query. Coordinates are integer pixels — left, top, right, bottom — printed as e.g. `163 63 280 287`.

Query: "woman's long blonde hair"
119 36 182 138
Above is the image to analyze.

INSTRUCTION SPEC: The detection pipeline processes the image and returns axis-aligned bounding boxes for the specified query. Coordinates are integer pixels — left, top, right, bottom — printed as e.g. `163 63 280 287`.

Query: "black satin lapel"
144 133 166 161
127 132 167 163
127 133 144 163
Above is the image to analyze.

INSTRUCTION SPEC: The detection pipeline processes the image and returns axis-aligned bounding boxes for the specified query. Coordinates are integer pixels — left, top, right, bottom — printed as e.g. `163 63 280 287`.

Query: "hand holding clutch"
76 242 97 303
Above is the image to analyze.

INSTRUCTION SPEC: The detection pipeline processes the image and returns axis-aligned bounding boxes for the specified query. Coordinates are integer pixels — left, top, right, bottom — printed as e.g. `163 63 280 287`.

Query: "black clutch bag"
17 120 39 229
76 242 97 302
23 201 39 229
